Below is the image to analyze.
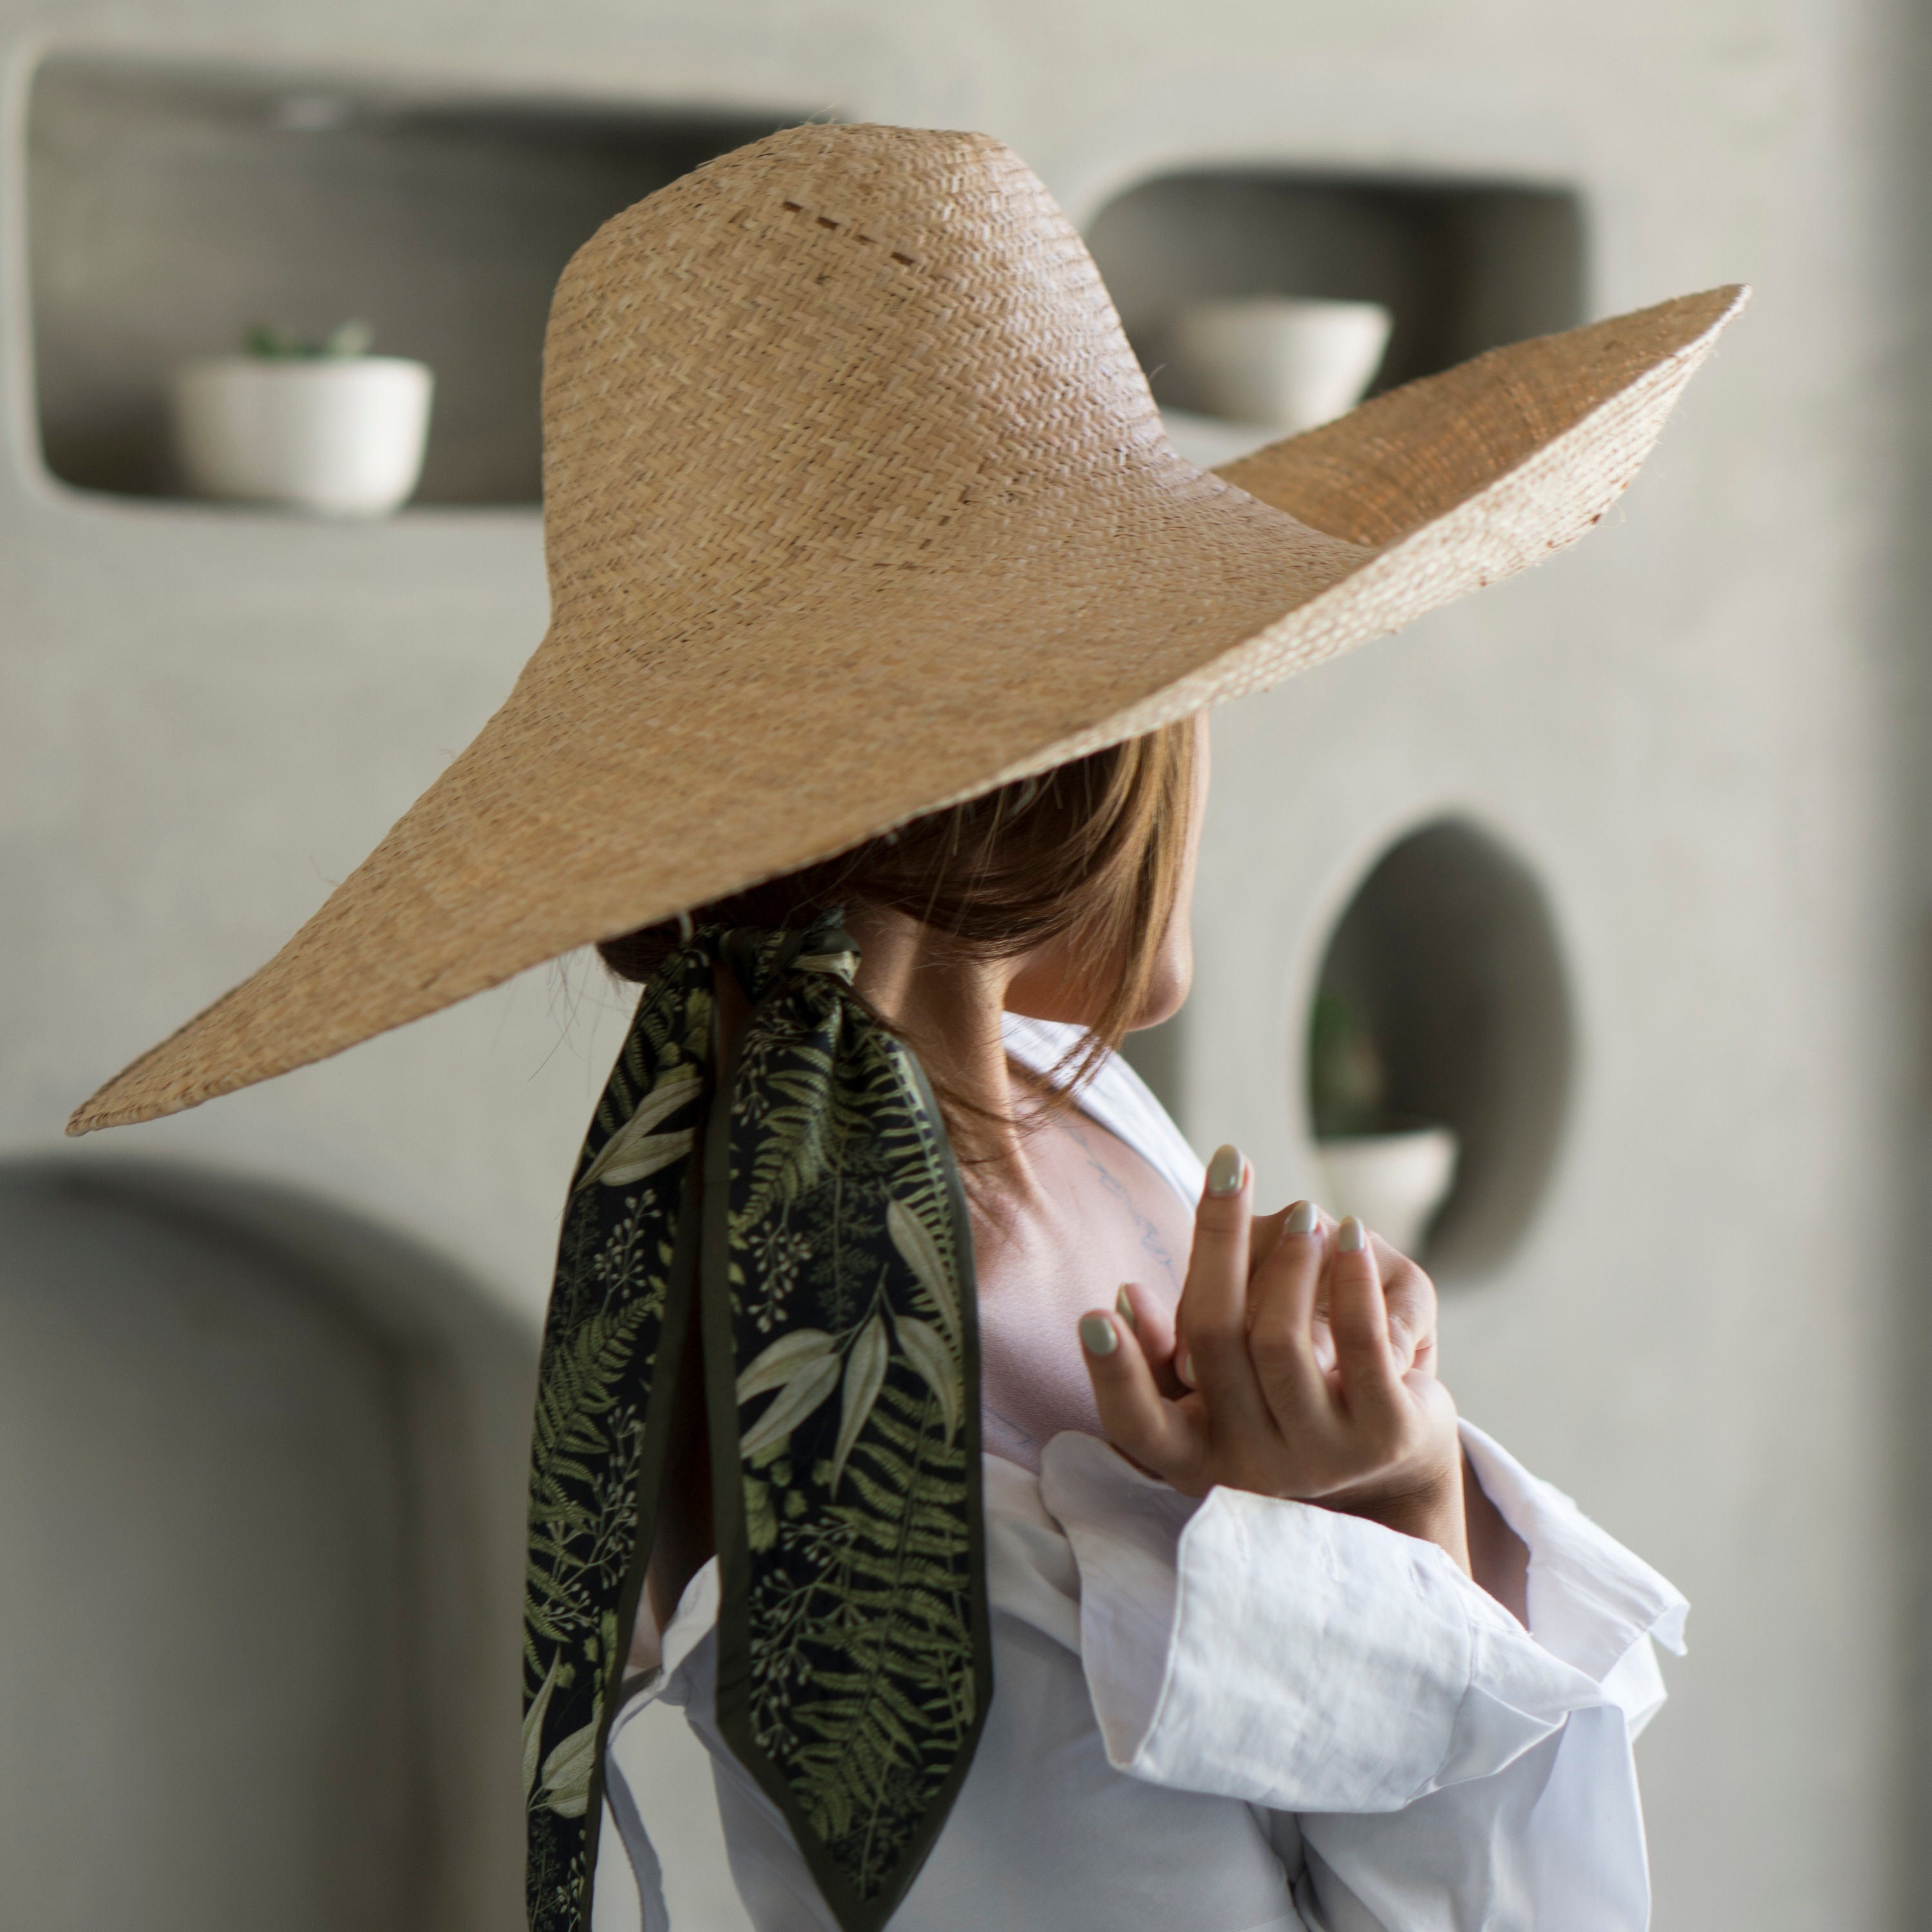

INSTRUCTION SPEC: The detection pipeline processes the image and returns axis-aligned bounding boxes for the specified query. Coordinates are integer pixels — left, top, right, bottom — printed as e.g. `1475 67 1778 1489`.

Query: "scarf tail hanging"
522 918 990 1932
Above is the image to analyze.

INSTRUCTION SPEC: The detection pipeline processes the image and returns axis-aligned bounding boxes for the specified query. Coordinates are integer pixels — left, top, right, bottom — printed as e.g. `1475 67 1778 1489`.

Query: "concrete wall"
0 1 1918 1927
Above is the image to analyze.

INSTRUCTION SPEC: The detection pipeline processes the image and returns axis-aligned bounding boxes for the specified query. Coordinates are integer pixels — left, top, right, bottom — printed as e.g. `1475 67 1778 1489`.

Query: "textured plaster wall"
0 1 1920 1927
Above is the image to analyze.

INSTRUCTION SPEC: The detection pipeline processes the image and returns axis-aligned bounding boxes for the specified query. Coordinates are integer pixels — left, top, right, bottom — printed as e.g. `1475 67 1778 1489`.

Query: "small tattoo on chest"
1057 1113 1182 1289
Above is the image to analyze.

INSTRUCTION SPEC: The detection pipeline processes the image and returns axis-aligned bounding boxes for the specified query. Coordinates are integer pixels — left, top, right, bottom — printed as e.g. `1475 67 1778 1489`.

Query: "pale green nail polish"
1115 1287 1138 1333
1206 1144 1245 1195
1337 1215 1367 1253
1079 1313 1119 1356
1286 1198 1320 1236
1177 1349 1195 1387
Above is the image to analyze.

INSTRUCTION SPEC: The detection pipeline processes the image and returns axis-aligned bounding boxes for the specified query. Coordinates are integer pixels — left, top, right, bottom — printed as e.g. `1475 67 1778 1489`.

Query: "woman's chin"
1124 992 1186 1033
1127 958 1192 1032
1005 977 1190 1034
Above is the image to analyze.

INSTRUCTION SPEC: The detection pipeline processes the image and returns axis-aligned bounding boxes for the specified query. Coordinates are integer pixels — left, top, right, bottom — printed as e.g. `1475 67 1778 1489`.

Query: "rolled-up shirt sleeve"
1037 1422 1687 1932
1457 1420 1685 1735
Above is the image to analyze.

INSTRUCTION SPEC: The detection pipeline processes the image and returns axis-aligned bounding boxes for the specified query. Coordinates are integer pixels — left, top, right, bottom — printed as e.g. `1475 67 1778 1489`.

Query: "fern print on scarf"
523 916 990 1932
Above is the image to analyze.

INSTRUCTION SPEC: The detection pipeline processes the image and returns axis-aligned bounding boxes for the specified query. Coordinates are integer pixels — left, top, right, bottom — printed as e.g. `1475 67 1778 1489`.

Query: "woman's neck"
845 905 1028 1173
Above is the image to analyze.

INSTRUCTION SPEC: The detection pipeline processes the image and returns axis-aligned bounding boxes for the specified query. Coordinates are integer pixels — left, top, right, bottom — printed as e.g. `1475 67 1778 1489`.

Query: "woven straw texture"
70 123 1745 1135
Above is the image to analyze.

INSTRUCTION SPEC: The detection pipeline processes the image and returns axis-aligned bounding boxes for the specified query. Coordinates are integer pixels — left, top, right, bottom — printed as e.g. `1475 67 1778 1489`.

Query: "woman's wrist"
1327 1459 1472 1575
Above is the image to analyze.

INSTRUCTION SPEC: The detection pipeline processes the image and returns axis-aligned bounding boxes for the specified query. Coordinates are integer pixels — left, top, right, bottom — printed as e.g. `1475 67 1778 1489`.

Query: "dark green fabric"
524 914 990 1932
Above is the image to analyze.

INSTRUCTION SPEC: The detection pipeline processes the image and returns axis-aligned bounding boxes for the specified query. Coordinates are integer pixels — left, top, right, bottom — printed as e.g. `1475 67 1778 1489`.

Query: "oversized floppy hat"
70 122 1744 1135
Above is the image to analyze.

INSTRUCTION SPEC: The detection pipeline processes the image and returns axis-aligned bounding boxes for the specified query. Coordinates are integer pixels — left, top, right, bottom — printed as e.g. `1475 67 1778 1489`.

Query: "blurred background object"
1170 294 1392 430
1159 294 1392 464
26 57 791 502
1307 978 1463 1255
0 1160 533 1932
173 322 434 514
1 5 1926 1930
1293 819 1571 1278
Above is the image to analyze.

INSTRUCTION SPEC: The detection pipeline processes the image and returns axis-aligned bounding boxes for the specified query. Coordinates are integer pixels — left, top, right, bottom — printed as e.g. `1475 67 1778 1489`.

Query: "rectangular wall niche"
1084 171 1586 416
28 57 804 506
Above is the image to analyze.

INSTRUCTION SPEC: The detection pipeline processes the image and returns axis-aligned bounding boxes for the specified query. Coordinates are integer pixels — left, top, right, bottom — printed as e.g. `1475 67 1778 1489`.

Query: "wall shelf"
27 56 807 507
1084 167 1586 431
1305 819 1573 1279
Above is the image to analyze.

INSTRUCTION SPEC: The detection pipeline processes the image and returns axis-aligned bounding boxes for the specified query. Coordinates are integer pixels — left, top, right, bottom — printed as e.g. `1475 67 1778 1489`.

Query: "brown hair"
598 719 1195 1103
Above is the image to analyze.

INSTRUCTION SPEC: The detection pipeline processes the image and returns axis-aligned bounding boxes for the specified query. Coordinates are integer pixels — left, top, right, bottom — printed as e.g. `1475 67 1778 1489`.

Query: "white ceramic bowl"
1157 406 1278 469
171 355 434 516
1314 1125 1460 1256
1170 297 1392 435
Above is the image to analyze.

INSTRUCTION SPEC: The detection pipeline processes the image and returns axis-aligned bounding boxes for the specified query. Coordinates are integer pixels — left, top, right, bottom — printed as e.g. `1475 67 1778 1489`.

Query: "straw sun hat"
70 122 1744 1136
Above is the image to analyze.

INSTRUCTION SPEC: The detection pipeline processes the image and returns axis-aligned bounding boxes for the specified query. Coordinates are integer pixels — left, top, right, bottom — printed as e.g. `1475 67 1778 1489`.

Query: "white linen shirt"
597 1021 1687 1932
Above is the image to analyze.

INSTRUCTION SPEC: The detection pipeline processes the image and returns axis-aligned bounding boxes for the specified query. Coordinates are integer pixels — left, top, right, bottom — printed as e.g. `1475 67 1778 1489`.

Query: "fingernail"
1285 1198 1320 1236
1115 1287 1138 1333
1079 1313 1119 1357
1337 1215 1367 1253
1206 1144 1245 1195
1177 1349 1195 1387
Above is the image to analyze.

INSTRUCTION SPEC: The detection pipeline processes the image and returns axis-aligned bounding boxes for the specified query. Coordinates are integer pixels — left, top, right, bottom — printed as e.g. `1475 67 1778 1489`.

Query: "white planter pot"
1170 298 1392 436
171 356 434 515
1315 1126 1459 1256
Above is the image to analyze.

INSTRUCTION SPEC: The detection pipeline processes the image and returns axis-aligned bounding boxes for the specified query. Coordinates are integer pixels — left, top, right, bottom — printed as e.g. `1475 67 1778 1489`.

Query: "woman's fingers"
1373 1236 1439 1377
1245 1200 1330 1428
1245 1203 1293 1283
1077 1309 1201 1485
1115 1280 1183 1396
1173 1145 1273 1433
1326 1218 1405 1423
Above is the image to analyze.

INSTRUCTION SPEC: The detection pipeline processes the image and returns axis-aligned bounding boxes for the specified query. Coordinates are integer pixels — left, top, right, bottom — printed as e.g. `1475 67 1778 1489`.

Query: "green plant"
243 319 375 359
1308 985 1387 1137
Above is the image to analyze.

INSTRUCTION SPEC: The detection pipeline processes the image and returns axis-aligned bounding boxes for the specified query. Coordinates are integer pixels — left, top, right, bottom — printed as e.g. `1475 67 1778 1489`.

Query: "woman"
68 124 1739 1932
591 716 1680 1932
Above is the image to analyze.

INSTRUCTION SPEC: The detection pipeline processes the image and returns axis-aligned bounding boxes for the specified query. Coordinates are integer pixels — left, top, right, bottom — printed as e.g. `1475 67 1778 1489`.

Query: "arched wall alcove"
0 1159 536 1932
1301 817 1575 1281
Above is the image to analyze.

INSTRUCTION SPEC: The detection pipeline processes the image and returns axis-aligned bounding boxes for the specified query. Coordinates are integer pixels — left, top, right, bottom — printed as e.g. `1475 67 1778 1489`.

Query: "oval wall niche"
1303 818 1573 1280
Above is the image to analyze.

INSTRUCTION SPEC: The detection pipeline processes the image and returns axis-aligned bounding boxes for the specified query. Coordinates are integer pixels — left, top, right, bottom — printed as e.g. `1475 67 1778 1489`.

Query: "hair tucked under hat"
599 721 1197 1100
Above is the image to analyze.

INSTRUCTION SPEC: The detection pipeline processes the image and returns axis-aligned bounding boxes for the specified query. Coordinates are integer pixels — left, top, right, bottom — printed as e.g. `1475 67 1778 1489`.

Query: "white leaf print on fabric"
737 1329 837 1405
829 1315 889 1494
891 1314 960 1443
740 1351 842 1460
888 1195 960 1355
542 1715 601 1819
576 1066 704 1189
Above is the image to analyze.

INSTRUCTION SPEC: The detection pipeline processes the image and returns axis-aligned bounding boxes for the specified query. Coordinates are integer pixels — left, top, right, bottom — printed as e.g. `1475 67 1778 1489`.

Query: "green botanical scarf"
523 914 990 1932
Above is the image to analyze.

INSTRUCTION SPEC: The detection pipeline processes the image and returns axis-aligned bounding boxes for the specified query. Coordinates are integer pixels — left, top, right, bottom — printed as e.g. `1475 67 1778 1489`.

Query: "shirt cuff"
1459 1417 1688 1716
1038 1432 1618 1815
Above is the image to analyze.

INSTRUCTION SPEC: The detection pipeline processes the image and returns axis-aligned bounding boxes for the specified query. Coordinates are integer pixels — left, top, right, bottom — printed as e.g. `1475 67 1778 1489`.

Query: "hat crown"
539 124 1166 631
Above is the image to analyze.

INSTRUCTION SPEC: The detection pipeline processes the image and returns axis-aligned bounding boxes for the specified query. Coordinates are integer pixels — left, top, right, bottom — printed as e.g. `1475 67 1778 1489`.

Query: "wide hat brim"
70 124 1745 1135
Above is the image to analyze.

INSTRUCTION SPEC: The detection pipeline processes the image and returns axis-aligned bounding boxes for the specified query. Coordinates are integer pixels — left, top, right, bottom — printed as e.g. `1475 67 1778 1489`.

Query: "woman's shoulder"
1000 1014 1205 1208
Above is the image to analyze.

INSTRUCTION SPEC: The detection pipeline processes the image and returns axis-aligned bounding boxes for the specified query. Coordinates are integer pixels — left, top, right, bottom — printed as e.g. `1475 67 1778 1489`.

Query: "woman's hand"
1077 1144 1470 1573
